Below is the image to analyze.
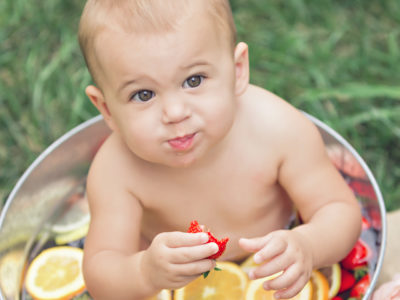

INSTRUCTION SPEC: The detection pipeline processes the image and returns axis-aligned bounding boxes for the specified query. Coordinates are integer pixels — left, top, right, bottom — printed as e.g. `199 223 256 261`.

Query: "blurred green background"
1 0 399 211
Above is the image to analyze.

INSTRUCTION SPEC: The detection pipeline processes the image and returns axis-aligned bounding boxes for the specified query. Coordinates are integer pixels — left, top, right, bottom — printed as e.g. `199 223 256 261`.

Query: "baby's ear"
234 42 250 96
85 85 118 132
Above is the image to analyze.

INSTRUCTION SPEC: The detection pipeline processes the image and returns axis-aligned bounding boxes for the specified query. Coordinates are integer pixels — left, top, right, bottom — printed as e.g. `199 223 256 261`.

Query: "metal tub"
0 114 386 299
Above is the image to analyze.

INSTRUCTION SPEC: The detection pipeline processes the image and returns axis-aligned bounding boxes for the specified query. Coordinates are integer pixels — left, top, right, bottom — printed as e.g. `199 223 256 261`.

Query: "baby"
78 0 362 299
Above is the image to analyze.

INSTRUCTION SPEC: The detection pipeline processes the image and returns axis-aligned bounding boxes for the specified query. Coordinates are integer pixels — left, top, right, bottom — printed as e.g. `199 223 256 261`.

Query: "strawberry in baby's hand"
187 220 229 259
187 220 229 277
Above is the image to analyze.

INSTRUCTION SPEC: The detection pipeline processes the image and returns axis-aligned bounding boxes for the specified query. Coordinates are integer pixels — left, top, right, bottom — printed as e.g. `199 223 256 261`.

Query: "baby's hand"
239 230 313 299
141 231 219 291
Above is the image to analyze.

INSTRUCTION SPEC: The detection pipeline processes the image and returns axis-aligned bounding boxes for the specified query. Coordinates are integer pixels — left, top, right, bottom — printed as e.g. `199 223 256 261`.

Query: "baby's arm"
82 137 218 299
240 105 361 299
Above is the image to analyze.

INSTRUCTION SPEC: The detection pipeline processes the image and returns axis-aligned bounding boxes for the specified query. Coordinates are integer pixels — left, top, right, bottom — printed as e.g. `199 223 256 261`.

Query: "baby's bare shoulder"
89 133 134 174
86 133 141 199
242 85 317 144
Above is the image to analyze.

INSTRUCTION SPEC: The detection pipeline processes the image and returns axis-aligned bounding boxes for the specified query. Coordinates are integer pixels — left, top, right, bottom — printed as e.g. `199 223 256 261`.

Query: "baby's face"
94 13 238 167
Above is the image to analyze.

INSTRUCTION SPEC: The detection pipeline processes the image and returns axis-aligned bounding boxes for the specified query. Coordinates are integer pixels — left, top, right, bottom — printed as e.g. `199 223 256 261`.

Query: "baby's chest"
140 165 289 235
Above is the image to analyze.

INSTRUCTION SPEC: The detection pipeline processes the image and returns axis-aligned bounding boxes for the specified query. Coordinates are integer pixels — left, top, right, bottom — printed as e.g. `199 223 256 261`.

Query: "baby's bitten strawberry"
187 220 229 260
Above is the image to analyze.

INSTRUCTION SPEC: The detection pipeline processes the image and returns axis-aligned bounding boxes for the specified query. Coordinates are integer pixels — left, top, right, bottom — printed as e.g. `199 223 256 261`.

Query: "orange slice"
310 270 329 300
25 246 85 300
174 261 248 299
245 277 313 300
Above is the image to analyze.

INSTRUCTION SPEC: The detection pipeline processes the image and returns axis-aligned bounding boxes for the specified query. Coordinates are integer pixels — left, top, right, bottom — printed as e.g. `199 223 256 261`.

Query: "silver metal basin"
0 114 386 300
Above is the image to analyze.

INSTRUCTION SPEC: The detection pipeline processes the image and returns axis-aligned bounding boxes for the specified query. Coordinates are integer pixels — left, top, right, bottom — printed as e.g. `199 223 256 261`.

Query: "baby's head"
78 0 237 87
78 0 249 167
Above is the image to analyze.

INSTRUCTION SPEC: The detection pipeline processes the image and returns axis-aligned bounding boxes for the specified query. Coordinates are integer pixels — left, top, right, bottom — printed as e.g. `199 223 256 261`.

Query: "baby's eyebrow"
180 60 211 70
118 79 137 94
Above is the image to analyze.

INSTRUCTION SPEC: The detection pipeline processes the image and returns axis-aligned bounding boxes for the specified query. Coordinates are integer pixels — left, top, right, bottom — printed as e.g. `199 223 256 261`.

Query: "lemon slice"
55 222 89 245
51 192 90 236
0 250 25 298
319 263 341 298
25 246 85 300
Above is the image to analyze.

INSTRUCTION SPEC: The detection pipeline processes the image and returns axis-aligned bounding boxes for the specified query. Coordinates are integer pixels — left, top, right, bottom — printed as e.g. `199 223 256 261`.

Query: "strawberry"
339 268 356 293
341 239 372 270
331 297 343 300
187 220 203 234
361 216 370 231
348 180 377 200
187 220 229 260
187 220 229 278
350 274 370 298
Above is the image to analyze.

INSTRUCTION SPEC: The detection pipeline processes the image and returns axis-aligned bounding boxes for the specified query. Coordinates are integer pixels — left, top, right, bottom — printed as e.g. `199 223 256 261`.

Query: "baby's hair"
78 0 237 86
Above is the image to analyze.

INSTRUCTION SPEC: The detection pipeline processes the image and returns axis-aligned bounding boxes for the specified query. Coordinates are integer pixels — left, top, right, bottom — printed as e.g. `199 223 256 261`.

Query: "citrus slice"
25 246 85 300
174 261 248 299
310 270 329 300
240 254 261 275
245 277 313 300
147 289 172 300
55 222 89 245
51 193 90 234
318 263 341 298
240 255 283 280
0 250 25 298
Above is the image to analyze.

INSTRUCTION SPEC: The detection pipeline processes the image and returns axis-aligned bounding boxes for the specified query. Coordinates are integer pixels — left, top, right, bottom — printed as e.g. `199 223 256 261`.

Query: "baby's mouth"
168 133 196 151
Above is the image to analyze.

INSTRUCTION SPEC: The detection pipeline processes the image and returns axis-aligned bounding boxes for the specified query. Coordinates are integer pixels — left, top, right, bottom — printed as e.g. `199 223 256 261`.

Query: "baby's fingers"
171 242 219 263
263 264 306 289
267 266 310 299
175 259 217 277
239 236 271 253
163 232 209 248
249 256 288 281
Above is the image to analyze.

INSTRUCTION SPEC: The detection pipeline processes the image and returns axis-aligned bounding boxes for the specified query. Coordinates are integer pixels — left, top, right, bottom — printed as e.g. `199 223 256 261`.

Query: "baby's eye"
183 75 204 89
131 90 155 102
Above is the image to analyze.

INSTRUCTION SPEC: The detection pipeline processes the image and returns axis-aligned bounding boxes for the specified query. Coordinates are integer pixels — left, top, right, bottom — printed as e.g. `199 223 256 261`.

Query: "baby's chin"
136 152 200 169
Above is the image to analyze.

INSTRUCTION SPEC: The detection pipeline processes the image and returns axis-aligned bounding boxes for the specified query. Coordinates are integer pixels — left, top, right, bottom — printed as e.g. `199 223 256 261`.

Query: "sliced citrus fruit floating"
318 263 341 298
54 222 89 245
25 246 86 300
174 261 248 300
147 289 172 300
310 270 329 300
240 254 261 275
245 277 313 300
0 250 25 298
51 193 90 234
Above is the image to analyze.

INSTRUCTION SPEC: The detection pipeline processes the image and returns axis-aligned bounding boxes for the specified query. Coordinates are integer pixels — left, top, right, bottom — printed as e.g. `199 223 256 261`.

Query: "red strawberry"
348 180 377 200
331 297 343 300
188 220 203 233
350 274 370 298
187 220 229 260
339 268 356 293
361 216 370 230
341 239 372 270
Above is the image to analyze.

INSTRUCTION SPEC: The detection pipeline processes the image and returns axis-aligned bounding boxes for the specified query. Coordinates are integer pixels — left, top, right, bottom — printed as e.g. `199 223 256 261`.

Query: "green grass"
1 0 400 211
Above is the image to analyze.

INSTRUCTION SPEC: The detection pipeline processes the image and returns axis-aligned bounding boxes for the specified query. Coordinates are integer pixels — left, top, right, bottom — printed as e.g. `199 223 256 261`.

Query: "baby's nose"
161 96 191 124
